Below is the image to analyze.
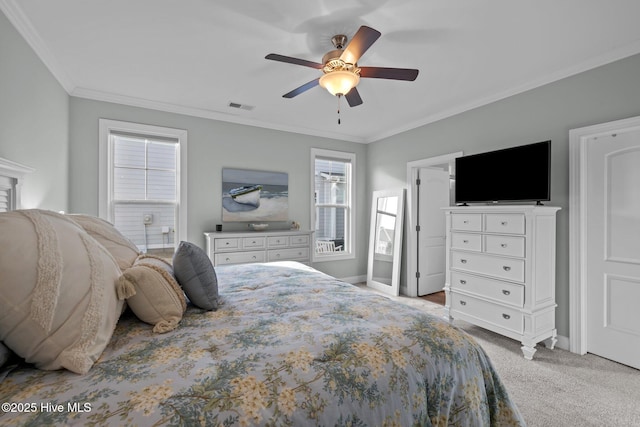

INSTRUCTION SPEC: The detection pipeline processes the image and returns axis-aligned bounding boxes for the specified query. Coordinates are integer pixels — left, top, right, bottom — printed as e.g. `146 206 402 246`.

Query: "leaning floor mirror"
367 188 405 296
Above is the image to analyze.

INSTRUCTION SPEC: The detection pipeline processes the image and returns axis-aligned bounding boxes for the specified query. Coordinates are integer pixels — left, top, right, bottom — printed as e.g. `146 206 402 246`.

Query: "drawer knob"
460 259 468 264
502 290 511 295
501 221 508 226
252 256 256 260
459 279 467 285
500 243 507 248
502 314 511 320
225 242 230 245
276 254 281 258
463 220 469 224
225 257 230 261
503 266 511 271
460 300 467 306
463 240 469 244
252 240 256 244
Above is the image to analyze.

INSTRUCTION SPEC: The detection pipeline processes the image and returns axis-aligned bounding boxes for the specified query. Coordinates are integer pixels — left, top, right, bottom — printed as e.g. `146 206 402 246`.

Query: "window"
99 120 187 253
311 148 355 261
0 157 33 212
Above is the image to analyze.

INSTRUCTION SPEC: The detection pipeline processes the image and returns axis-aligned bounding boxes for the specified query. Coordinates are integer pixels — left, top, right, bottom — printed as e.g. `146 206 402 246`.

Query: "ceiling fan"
265 26 419 108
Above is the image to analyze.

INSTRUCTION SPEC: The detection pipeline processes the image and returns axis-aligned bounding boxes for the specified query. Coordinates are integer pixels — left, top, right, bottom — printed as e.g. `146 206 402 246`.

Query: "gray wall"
369 53 640 338
68 98 368 280
0 12 69 211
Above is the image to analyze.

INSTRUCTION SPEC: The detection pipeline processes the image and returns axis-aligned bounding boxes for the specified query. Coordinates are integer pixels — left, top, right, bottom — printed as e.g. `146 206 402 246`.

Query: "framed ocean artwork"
221 168 289 222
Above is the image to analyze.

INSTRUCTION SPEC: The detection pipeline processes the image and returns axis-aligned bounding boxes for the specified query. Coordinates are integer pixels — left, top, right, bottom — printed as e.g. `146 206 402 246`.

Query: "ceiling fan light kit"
265 25 419 118
319 69 360 96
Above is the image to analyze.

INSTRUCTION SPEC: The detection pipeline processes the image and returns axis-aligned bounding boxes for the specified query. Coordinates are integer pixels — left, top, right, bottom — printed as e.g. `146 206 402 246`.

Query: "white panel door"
586 129 640 369
417 167 450 296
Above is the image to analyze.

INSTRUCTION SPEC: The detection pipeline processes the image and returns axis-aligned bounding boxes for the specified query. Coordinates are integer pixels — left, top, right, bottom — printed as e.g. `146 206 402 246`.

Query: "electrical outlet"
143 213 153 225
161 226 170 234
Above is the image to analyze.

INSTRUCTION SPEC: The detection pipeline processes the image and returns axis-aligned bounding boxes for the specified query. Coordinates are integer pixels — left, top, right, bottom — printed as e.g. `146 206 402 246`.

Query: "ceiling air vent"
228 102 254 111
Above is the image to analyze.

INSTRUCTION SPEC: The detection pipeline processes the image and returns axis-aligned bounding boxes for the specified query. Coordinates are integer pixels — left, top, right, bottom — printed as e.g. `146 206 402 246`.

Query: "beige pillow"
68 214 139 271
118 254 186 333
0 209 124 374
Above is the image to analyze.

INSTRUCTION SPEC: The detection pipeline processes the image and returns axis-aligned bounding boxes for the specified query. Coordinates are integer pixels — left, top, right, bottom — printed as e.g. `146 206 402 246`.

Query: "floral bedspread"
0 261 524 426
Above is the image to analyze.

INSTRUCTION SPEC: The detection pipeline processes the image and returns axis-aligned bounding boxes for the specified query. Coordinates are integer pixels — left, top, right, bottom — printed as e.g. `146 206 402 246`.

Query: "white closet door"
417 167 449 296
586 129 640 369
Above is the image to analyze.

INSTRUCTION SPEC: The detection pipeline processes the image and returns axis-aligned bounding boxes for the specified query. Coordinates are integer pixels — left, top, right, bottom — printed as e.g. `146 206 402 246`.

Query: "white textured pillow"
68 214 139 271
0 210 124 374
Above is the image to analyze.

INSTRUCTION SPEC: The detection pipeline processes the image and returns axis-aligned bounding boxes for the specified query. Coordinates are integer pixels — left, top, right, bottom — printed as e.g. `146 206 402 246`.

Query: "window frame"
98 119 188 249
310 148 356 262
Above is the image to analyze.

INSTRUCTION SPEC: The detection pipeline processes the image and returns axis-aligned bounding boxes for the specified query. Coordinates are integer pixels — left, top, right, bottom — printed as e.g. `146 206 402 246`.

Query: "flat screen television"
454 140 551 204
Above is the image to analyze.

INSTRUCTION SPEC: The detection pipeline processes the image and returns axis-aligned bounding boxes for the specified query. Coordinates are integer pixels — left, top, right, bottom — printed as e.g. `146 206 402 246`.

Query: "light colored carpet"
357 285 640 427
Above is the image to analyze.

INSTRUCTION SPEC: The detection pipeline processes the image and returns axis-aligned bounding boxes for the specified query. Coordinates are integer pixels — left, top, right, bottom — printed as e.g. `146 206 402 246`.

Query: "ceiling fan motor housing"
331 34 347 49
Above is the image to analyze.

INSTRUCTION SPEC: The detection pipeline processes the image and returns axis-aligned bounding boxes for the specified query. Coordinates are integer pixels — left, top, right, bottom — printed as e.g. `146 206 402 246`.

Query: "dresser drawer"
267 236 289 247
214 238 240 251
450 272 524 307
450 293 524 334
485 214 525 234
451 232 482 251
289 234 310 247
451 251 525 282
484 235 525 257
242 236 265 249
451 214 482 231
267 247 309 262
215 251 265 265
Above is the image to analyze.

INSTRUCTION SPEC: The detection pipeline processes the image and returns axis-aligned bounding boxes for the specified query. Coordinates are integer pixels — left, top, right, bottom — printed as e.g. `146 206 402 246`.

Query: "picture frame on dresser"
443 205 560 360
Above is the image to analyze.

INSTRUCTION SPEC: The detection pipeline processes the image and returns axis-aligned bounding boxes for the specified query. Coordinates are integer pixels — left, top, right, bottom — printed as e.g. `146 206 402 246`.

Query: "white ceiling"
3 0 640 143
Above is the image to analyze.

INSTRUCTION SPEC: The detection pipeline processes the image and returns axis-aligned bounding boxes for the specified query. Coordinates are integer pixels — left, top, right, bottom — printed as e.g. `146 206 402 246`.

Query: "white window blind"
0 186 11 212
110 132 178 251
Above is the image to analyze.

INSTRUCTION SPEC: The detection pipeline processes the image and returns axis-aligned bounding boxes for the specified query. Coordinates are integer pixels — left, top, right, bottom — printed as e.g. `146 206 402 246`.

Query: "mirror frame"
366 188 405 296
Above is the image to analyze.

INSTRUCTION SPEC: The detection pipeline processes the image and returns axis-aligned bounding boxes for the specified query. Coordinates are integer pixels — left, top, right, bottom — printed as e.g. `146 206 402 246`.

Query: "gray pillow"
172 241 219 310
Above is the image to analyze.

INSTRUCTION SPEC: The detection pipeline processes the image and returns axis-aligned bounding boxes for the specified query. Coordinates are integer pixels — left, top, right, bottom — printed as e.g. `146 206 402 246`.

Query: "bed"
0 209 524 426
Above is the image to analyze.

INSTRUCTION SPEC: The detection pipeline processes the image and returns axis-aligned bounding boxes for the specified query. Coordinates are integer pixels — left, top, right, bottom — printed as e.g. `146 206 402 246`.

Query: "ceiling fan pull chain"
337 95 341 125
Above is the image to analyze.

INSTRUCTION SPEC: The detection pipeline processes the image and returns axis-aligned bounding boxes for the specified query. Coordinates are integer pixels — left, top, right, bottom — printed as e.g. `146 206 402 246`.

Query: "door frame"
405 152 462 297
569 115 640 354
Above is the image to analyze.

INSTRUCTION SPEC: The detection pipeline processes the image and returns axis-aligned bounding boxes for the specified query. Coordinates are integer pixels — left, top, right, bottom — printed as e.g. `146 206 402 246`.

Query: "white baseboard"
555 334 570 351
339 275 366 284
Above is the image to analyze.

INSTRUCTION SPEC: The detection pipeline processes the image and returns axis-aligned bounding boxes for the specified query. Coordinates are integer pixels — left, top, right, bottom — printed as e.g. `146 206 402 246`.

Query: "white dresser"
204 230 312 266
443 205 560 359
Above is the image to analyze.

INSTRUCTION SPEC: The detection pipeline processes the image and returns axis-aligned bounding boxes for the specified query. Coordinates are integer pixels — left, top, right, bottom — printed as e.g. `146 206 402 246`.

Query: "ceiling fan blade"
265 53 323 69
340 26 381 64
345 87 363 107
283 78 320 98
359 66 419 81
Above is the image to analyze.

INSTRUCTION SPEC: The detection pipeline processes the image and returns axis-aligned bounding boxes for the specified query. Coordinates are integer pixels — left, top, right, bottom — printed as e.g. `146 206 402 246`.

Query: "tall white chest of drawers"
204 230 312 266
443 206 560 359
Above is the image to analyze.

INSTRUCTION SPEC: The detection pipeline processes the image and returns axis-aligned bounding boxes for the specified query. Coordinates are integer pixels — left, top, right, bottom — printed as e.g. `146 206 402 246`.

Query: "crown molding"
0 0 75 92
370 39 640 143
